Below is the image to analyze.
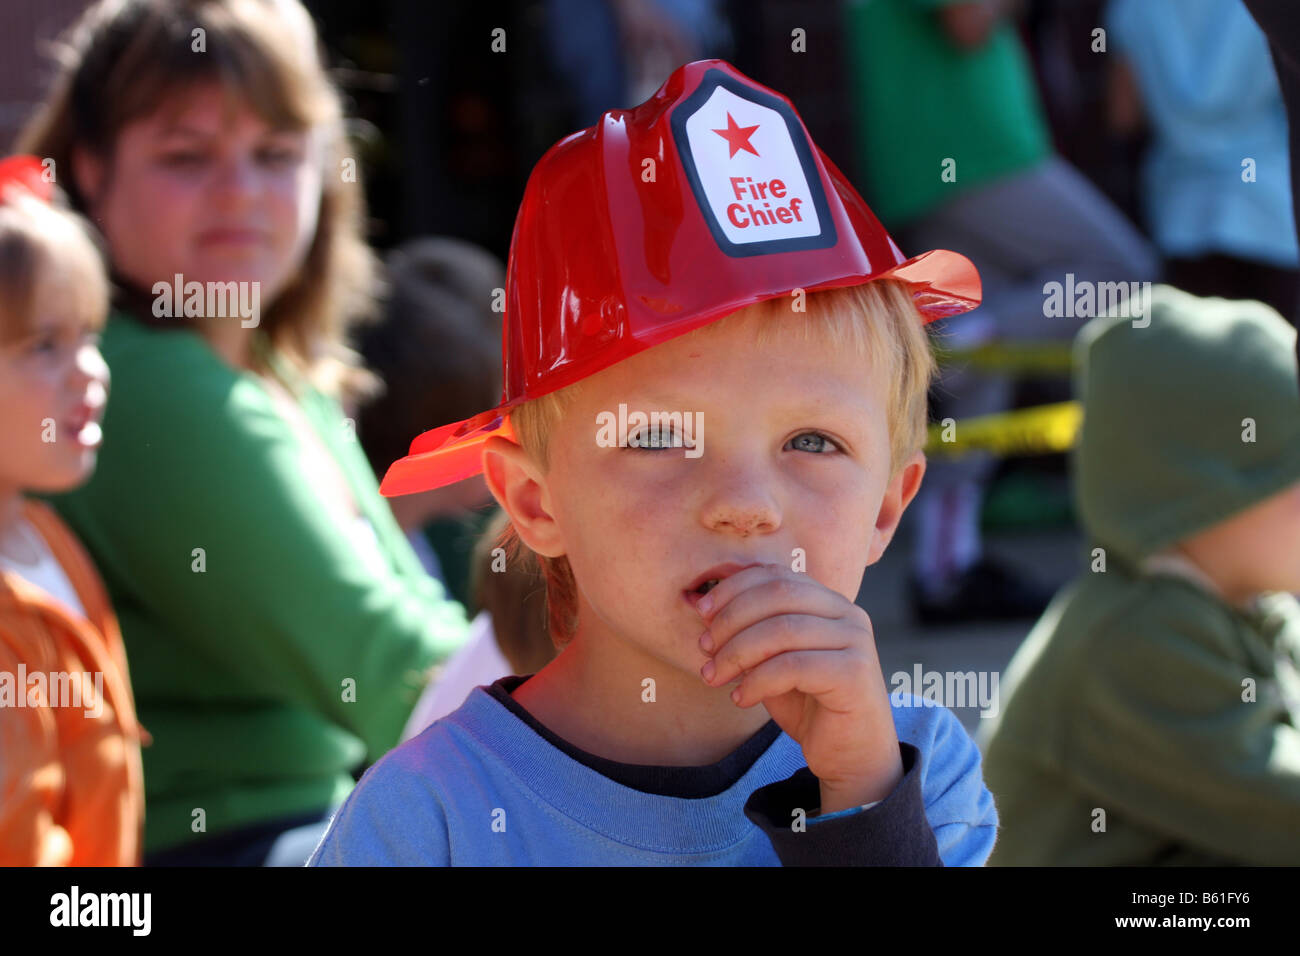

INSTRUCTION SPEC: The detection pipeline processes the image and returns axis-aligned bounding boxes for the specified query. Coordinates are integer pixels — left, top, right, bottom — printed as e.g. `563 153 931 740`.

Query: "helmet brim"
379 409 516 497
879 248 982 322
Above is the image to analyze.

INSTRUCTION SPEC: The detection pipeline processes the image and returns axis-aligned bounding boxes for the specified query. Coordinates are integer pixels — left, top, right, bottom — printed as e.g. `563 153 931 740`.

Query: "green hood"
1072 285 1300 567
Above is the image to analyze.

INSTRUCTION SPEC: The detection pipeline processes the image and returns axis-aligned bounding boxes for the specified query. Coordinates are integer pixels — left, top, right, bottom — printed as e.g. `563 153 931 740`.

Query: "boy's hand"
696 563 903 815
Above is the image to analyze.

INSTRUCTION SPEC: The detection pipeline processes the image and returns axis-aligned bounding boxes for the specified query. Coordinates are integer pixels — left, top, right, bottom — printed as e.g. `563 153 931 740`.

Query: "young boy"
309 60 998 866
979 285 1300 865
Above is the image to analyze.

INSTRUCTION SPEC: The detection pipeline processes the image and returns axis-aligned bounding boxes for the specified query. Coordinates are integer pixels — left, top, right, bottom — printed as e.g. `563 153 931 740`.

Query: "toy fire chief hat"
380 59 981 496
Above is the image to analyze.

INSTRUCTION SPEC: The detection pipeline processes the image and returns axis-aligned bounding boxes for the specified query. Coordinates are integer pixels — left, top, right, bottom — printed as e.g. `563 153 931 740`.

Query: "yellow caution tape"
931 341 1074 375
925 401 1083 457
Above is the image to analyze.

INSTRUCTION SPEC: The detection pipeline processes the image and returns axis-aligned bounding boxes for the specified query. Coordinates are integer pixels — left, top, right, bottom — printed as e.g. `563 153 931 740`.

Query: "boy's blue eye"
788 432 840 454
626 430 840 452
629 427 683 450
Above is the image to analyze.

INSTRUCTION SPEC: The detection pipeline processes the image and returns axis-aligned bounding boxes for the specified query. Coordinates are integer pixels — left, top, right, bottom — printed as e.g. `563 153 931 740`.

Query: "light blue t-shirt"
307 684 998 866
1108 0 1299 267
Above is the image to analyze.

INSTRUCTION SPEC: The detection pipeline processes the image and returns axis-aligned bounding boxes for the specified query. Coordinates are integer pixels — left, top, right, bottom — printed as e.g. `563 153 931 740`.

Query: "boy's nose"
708 510 778 536
699 472 781 536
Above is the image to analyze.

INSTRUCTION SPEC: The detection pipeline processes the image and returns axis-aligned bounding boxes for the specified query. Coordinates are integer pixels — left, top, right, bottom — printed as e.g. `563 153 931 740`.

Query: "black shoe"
909 556 1056 627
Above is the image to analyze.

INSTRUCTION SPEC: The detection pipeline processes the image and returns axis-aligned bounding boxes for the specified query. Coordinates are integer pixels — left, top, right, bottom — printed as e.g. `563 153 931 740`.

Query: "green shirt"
47 312 470 853
842 0 1053 227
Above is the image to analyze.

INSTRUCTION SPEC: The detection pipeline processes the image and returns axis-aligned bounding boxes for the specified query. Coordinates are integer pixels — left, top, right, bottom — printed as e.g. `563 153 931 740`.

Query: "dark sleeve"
1244 0 1300 327
742 742 941 866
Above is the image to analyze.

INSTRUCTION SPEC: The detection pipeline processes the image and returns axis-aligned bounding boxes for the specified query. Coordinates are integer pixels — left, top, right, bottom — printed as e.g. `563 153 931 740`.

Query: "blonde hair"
494 278 939 648
0 184 109 346
14 0 378 401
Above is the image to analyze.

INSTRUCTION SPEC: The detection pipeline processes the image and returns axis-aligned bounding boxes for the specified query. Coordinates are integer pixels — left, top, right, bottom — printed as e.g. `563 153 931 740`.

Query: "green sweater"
979 287 1300 865
48 311 470 853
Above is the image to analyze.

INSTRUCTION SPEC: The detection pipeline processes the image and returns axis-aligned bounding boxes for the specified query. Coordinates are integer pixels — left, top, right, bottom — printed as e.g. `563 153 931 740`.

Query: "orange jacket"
0 499 148 866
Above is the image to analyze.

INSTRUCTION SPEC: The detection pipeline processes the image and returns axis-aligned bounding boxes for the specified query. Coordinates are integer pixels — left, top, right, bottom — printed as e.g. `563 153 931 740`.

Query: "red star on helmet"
711 112 760 158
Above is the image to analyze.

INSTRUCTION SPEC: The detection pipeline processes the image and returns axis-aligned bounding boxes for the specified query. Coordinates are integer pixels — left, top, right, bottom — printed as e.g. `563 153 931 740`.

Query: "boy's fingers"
701 569 860 656
730 649 861 710
695 562 782 623
703 613 853 687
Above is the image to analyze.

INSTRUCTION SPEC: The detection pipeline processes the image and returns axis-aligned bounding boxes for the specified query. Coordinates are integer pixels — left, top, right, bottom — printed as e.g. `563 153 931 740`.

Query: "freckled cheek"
801 491 875 572
799 479 871 527
579 485 666 581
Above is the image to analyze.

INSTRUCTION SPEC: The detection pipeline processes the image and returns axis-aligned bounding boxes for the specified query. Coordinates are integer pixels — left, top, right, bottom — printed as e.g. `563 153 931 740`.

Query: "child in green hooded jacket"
980 284 1300 865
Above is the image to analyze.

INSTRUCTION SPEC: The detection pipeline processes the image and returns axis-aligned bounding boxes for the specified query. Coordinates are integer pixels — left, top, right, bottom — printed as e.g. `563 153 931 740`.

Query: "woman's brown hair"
14 0 378 401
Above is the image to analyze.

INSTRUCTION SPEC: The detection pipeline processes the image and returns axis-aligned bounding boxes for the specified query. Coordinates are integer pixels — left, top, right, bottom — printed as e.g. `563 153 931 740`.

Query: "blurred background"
4 0 1295 734
0 0 1158 280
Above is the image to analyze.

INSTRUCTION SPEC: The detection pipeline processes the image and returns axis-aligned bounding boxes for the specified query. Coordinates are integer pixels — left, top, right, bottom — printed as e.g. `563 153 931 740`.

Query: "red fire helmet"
379 59 981 497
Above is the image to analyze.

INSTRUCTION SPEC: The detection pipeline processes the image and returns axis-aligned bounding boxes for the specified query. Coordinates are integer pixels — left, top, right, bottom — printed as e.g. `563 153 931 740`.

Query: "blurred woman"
16 0 469 865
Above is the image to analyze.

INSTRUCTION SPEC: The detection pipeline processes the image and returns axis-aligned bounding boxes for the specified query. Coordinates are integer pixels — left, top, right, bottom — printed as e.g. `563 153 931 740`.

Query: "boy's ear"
482 435 566 559
866 449 926 566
